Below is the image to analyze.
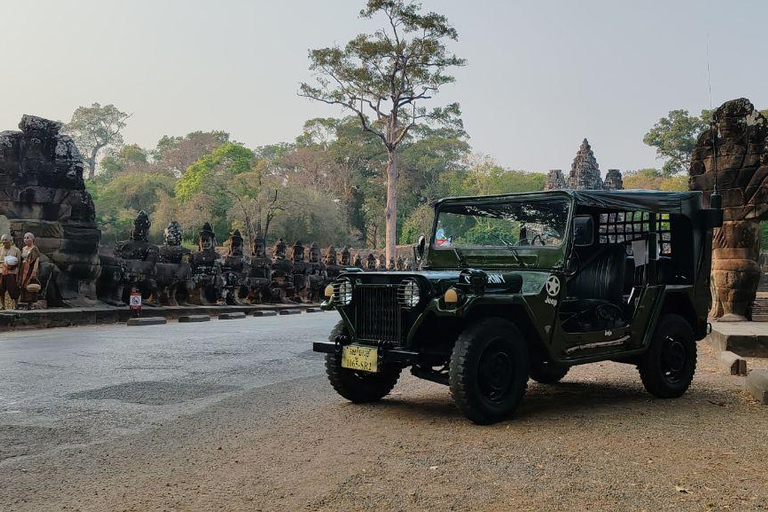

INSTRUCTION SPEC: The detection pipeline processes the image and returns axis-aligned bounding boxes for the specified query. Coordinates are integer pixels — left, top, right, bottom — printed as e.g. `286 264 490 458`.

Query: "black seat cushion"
567 244 626 303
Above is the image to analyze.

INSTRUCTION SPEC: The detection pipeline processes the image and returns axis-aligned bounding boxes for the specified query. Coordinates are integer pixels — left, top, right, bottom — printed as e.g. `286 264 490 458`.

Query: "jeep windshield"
433 197 570 251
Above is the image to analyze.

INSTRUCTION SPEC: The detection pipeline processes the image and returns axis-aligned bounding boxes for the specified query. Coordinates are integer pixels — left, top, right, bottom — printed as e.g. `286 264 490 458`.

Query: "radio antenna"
706 33 721 210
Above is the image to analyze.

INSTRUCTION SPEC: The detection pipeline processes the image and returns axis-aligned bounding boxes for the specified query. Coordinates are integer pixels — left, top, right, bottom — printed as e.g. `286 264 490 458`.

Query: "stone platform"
705 321 768 358
0 303 321 331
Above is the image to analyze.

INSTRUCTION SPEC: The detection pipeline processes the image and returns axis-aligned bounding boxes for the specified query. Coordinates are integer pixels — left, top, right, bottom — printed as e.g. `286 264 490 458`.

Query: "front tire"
325 321 401 403
638 314 696 398
449 318 529 424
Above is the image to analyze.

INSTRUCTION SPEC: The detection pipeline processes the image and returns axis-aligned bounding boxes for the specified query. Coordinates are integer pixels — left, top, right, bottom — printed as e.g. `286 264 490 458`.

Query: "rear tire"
638 314 696 398
449 318 529 424
529 360 569 384
325 321 402 403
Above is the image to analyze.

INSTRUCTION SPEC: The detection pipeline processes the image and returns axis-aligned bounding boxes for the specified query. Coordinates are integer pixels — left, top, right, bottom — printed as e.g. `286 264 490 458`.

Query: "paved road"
0 312 338 464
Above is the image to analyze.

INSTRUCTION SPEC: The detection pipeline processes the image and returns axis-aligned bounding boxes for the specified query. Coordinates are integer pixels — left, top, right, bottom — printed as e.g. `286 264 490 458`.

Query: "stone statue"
188 222 223 305
0 115 101 306
378 252 387 270
245 231 272 303
340 246 351 267
366 252 377 271
689 97 768 320
111 211 159 305
153 221 191 306
353 252 363 269
291 241 310 301
270 238 294 301
305 242 327 302
325 245 343 280
221 229 248 305
396 256 405 271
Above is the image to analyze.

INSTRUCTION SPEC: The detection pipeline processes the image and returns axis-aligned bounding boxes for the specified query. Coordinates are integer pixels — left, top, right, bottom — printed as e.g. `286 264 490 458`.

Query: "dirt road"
2 340 766 511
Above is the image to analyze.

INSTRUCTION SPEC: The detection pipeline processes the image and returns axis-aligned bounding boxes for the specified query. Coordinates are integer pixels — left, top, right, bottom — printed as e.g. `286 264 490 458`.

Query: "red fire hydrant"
129 287 142 318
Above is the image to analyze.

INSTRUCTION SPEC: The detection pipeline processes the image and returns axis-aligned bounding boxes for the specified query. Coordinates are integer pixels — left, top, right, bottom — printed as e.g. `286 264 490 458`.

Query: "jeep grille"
354 284 402 344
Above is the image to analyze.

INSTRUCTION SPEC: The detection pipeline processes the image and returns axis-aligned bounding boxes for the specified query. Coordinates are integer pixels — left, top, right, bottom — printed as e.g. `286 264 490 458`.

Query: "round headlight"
398 279 420 308
333 278 353 306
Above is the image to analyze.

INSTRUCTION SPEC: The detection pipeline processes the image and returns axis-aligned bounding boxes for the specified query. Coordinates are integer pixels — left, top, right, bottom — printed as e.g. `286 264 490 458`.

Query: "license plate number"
341 345 378 373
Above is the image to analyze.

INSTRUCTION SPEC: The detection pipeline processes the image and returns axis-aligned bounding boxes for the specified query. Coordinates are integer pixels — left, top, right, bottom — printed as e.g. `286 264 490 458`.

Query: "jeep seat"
560 244 628 332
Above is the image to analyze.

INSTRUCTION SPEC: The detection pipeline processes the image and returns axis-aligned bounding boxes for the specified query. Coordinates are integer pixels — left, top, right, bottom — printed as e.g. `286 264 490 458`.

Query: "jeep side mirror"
416 235 426 261
573 215 594 246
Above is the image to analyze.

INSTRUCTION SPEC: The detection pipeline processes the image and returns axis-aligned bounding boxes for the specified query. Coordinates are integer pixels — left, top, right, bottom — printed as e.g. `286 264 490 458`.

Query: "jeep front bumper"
312 341 420 366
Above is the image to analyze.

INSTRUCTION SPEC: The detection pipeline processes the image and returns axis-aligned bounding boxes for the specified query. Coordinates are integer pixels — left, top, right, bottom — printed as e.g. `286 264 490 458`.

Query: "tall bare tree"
64 103 131 179
300 0 465 261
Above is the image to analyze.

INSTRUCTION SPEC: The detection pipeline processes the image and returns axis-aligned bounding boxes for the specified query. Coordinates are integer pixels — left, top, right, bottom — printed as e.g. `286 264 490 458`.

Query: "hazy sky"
1 0 766 175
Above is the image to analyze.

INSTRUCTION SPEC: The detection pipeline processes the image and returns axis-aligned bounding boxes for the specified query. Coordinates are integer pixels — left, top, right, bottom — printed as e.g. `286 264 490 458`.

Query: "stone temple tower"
604 169 624 190
568 138 603 190
545 169 567 190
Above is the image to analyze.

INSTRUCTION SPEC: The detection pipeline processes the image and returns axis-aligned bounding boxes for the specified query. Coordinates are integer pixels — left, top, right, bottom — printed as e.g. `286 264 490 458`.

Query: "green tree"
153 131 230 176
643 109 711 176
63 103 131 179
300 0 465 262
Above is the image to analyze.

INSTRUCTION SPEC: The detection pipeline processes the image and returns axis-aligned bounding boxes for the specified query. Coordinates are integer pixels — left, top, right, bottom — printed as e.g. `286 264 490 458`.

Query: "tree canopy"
643 109 711 176
300 0 465 262
63 103 131 179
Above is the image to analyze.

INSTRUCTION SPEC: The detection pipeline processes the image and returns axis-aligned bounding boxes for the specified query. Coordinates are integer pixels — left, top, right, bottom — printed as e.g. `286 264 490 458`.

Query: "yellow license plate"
341 345 378 373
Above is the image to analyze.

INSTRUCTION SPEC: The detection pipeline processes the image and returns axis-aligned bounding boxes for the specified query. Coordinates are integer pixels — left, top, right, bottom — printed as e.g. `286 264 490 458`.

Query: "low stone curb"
178 315 211 323
746 369 768 404
253 310 277 317
304 307 322 313
218 312 246 320
278 309 301 315
717 351 748 376
127 317 167 326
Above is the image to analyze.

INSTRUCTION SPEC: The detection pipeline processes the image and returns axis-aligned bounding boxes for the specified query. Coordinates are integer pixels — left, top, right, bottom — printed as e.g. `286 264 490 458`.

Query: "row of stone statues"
96 211 415 307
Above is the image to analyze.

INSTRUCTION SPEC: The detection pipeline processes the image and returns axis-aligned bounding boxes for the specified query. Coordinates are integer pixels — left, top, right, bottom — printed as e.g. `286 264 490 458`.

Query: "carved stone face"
164 222 182 246
253 237 266 258
273 239 286 261
198 223 215 252
366 253 376 270
292 242 305 263
325 246 337 265
309 242 321 263
131 211 151 243
229 230 244 257
340 247 351 266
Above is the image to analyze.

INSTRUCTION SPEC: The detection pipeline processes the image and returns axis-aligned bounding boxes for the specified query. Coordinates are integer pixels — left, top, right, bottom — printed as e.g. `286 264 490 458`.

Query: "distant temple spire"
544 139 623 191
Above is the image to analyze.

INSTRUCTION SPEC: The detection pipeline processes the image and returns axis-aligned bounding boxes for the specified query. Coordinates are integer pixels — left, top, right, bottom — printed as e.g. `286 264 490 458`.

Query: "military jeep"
313 190 722 424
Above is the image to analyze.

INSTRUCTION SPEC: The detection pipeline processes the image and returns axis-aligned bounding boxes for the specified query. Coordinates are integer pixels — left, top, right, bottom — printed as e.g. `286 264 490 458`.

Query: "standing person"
0 234 22 309
19 232 40 306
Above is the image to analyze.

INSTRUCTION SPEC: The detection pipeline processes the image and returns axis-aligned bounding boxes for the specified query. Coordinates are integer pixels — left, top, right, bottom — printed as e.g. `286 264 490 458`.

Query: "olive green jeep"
313 190 723 424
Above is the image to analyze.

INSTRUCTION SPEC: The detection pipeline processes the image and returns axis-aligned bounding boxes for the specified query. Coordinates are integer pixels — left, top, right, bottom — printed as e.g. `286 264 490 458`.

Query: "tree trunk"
385 149 398 264
86 155 97 180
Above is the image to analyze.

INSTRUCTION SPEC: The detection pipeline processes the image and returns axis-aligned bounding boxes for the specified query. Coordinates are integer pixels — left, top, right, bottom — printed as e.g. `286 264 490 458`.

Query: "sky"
1 0 766 176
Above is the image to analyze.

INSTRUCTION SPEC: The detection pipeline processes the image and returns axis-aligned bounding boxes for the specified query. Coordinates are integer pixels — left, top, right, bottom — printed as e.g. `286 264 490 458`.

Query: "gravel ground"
1 342 766 512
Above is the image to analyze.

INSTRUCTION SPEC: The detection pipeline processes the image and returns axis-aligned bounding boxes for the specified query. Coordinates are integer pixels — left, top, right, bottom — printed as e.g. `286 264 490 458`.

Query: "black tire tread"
638 313 697 398
325 321 401 403
449 317 528 424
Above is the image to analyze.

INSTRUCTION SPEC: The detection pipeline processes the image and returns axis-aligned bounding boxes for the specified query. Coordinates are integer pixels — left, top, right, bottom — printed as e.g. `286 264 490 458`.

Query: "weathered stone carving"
112 211 159 305
366 252 377 271
0 115 101 305
245 231 272 303
188 222 223 305
569 139 603 190
270 238 294 301
339 246 351 267
153 221 191 306
545 169 567 190
604 169 624 190
305 242 327 302
689 97 768 320
221 229 248 305
353 252 363 268
378 252 387 270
